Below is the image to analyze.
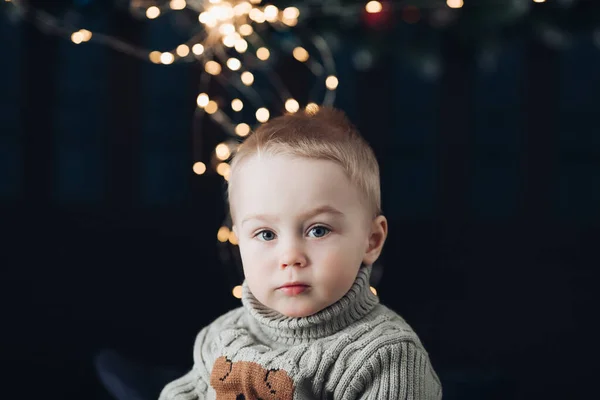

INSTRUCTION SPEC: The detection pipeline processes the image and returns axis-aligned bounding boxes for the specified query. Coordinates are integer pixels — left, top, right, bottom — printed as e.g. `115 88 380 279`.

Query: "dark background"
1 0 598 399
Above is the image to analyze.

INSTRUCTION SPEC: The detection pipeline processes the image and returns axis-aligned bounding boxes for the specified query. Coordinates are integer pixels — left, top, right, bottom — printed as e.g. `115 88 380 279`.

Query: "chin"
277 306 319 318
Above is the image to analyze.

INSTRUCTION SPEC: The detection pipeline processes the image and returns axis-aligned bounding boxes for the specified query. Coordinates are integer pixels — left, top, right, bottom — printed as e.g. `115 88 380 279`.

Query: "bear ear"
263 369 295 400
211 356 233 385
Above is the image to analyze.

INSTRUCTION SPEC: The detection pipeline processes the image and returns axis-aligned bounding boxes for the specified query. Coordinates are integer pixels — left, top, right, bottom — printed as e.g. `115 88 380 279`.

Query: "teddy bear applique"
210 356 295 400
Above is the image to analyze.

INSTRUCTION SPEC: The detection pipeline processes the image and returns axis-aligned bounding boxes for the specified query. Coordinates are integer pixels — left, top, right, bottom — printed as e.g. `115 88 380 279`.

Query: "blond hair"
228 107 381 222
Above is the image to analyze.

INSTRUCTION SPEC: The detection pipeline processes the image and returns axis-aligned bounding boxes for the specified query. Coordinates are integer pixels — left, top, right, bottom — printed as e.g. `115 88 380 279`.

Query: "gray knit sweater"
159 266 442 400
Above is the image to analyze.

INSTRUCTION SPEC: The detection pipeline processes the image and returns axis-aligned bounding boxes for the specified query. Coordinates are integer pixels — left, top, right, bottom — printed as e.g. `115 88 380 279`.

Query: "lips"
278 282 310 296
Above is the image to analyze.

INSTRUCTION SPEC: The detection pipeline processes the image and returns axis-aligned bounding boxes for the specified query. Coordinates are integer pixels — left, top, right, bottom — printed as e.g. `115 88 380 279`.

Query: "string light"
231 98 244 111
365 1 383 14
533 0 546 2
149 51 161 64
197 93 210 108
192 43 204 55
146 6 160 19
446 0 464 9
306 103 320 114
285 98 300 113
370 286 378 296
238 24 253 36
234 39 248 53
263 5 279 22
71 31 84 44
176 44 190 57
160 52 175 65
217 226 230 242
293 47 309 62
192 161 207 175
226 57 241 70
235 123 251 137
325 75 339 90
215 143 231 160
205 60 222 75
228 230 238 245
232 285 243 299
256 47 270 61
256 107 270 122
170 0 186 11
283 7 300 20
216 162 230 176
205 100 219 114
241 71 254 85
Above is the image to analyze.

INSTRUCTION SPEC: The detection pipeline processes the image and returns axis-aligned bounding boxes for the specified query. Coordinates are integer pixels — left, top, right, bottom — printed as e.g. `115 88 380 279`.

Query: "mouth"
278 282 310 296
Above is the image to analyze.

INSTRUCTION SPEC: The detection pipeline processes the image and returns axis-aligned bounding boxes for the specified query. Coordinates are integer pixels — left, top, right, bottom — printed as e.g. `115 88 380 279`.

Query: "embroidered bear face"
210 356 294 400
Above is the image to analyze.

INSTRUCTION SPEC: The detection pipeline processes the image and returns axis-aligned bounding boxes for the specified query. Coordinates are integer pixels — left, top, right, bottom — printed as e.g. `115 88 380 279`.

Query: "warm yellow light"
192 43 204 55
176 44 190 57
227 58 241 70
234 2 252 16
216 162 230 176
293 47 309 62
446 0 464 8
211 4 234 21
71 31 84 44
79 29 92 42
196 93 209 108
146 6 160 19
365 1 383 13
149 51 162 64
205 100 219 114
533 0 546 2
231 99 244 112
228 231 238 245
235 123 251 137
283 7 300 20
370 286 378 296
209 0 221 4
282 17 298 27
217 226 230 242
305 103 320 114
250 0 261 3
285 98 300 113
222 35 237 48
249 8 265 23
193 161 206 175
215 143 231 160
241 71 254 85
219 23 235 36
235 38 248 53
170 0 186 10
256 107 270 122
326 75 339 90
205 61 222 75
239 24 253 36
256 47 270 61
263 5 279 22
160 52 175 65
232 285 243 299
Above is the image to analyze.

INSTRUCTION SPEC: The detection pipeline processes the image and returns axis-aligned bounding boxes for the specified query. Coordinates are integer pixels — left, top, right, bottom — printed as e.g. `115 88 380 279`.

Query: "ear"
362 215 388 266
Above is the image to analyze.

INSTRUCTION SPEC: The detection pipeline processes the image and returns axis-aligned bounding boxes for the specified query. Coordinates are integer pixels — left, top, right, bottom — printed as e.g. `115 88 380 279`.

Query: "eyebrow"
241 205 344 227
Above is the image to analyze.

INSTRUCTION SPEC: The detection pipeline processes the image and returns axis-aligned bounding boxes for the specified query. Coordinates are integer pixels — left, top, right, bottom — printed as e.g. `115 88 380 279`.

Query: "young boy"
160 107 442 399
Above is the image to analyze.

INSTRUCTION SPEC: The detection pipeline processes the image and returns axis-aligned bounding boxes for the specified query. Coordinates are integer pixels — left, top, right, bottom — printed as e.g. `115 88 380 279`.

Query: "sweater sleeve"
347 341 442 400
158 327 212 400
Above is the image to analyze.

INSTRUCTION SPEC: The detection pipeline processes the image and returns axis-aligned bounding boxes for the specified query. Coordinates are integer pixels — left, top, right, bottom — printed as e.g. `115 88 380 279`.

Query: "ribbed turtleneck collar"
241 265 379 346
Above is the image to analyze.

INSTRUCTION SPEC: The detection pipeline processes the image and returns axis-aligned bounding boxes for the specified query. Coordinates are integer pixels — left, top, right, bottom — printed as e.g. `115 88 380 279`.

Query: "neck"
241 265 379 346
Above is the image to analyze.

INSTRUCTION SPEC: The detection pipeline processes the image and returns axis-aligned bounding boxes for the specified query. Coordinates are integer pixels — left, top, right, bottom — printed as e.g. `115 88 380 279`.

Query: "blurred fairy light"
446 0 464 8
193 161 207 175
365 1 383 14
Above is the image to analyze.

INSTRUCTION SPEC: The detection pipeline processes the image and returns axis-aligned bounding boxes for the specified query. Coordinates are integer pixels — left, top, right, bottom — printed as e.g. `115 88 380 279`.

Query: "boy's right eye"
255 230 276 241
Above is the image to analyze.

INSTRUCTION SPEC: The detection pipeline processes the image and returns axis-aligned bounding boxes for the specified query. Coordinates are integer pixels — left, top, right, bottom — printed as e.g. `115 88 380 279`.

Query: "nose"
279 239 308 269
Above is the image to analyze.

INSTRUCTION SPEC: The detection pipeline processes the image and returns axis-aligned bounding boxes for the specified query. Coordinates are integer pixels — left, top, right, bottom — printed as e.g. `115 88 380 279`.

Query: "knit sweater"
159 266 442 400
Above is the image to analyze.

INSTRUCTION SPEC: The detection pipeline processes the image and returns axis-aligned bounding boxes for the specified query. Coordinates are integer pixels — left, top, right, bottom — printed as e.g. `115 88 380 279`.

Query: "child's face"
231 154 381 318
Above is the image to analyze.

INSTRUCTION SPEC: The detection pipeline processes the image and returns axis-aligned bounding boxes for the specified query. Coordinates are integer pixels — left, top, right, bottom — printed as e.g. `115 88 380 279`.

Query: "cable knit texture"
159 266 442 400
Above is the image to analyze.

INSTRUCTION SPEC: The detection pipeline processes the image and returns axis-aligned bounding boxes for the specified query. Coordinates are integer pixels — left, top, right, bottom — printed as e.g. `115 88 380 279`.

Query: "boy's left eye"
307 226 331 238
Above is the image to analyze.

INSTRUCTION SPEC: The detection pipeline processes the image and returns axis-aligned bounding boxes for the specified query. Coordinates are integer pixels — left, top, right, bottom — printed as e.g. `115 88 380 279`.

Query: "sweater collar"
241 265 379 346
